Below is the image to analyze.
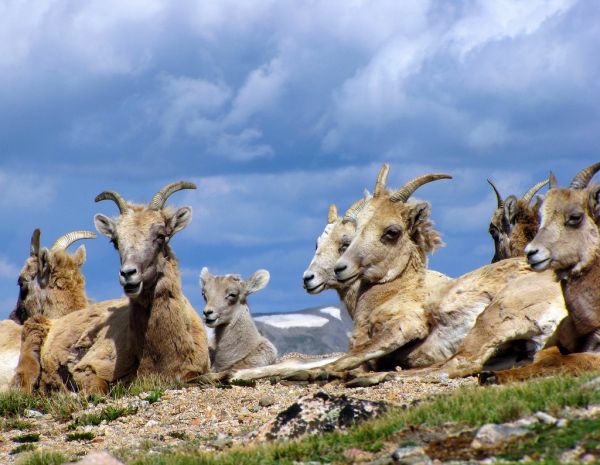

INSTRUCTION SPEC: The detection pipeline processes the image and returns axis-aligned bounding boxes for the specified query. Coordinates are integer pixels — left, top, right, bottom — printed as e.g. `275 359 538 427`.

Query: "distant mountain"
252 305 353 356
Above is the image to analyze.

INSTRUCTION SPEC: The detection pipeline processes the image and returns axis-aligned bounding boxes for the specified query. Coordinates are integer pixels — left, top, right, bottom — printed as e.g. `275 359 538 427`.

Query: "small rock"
556 419 568 428
559 445 585 464
145 420 160 428
533 411 557 425
343 448 373 462
259 395 276 407
24 409 43 418
66 451 124 465
471 423 530 450
582 454 597 464
391 446 432 465
513 416 539 428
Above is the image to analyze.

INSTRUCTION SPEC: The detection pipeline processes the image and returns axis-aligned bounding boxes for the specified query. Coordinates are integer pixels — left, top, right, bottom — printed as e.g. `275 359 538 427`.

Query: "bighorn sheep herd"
1 161 599 395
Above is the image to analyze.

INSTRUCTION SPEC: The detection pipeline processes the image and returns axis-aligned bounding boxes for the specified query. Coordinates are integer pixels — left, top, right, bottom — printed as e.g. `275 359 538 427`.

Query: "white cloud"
0 171 56 209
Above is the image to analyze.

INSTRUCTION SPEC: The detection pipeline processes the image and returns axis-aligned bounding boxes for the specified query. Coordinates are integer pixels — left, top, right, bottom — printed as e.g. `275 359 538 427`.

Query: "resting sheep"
200 267 277 372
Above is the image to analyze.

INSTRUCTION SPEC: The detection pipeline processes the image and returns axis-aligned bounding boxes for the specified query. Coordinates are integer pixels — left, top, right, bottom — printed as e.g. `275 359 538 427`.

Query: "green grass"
10 444 36 455
15 450 70 465
65 431 95 441
68 405 138 429
109 374 184 400
13 433 41 443
0 390 47 417
123 374 600 465
3 418 36 431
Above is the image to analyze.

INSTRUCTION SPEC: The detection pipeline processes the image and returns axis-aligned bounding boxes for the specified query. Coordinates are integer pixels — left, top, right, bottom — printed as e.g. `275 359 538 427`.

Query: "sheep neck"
128 249 189 373
213 307 260 371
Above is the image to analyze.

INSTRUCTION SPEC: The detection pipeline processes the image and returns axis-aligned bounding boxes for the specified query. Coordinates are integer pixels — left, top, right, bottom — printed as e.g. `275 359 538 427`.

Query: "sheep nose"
334 263 347 276
303 272 315 284
120 266 138 281
526 248 539 260
204 308 214 316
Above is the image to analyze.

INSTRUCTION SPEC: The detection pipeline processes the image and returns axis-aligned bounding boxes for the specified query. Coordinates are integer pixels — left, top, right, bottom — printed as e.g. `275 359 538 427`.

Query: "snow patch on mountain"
254 313 329 329
319 306 341 320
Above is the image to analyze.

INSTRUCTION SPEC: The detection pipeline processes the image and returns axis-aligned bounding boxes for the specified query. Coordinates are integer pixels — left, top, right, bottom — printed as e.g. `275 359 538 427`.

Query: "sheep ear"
531 195 544 213
406 201 431 235
38 249 51 288
200 267 211 286
588 185 600 224
328 204 338 224
504 195 519 224
167 207 192 237
94 214 116 238
72 245 86 267
245 270 270 295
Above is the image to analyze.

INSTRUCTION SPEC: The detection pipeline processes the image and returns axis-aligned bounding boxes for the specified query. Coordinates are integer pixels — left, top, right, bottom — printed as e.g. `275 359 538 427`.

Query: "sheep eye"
489 226 499 238
110 238 119 250
338 239 351 254
201 292 206 302
227 293 238 299
566 212 583 227
382 226 401 242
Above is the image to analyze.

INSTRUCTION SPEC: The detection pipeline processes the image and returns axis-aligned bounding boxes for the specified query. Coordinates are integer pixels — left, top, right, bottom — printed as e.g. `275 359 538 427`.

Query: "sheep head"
94 181 194 299
13 229 94 322
334 171 451 285
200 267 269 328
488 178 548 262
526 162 600 277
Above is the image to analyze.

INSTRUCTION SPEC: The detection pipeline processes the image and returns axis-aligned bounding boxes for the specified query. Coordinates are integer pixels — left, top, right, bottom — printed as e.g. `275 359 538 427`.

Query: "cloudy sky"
0 0 598 318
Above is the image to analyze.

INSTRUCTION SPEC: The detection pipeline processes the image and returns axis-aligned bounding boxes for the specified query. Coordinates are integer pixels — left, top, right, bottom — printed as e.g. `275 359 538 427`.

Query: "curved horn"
521 178 549 203
95 191 128 214
390 174 452 203
343 193 371 225
327 204 338 224
30 229 41 257
373 164 390 197
570 162 600 190
149 181 197 211
549 171 559 189
487 179 504 209
51 231 97 252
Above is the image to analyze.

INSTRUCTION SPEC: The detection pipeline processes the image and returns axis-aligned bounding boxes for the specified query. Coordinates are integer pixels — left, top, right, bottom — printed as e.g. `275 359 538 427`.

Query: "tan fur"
488 166 600 383
17 187 210 393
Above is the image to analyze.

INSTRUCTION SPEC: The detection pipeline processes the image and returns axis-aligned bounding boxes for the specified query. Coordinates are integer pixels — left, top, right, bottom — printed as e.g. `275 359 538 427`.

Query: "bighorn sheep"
481 162 600 383
1 229 96 390
14 182 210 393
487 178 548 262
200 267 277 371
302 165 452 324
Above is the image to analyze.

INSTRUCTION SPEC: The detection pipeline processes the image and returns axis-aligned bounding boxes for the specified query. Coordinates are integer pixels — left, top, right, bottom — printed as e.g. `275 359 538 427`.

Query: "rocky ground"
0 374 475 464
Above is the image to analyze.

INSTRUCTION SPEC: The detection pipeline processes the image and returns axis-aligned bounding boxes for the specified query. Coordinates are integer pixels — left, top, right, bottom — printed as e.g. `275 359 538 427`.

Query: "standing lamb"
200 267 277 372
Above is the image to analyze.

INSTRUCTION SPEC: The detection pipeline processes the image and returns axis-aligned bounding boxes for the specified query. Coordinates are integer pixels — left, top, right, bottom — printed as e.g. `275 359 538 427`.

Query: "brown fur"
488 171 600 383
17 188 210 394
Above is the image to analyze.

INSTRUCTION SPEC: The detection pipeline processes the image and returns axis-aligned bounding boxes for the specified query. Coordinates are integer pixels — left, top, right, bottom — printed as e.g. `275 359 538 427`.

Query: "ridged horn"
149 181 197 211
487 179 504 209
51 231 97 252
94 191 128 214
549 172 559 189
390 174 452 203
521 178 549 203
343 193 371 225
327 204 338 224
30 229 41 257
373 164 390 197
570 162 600 190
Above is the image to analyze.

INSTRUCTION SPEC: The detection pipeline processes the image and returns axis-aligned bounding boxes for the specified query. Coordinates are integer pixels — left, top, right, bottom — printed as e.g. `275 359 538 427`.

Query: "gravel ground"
0 375 476 463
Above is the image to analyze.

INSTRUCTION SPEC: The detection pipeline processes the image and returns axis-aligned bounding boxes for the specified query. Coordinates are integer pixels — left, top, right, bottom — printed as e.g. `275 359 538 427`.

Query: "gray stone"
66 451 124 465
471 423 530 450
391 446 432 464
24 409 43 418
533 411 557 425
259 395 276 407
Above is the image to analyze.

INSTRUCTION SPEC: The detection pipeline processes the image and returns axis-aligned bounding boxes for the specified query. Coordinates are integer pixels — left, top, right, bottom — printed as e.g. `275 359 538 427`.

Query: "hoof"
478 371 498 385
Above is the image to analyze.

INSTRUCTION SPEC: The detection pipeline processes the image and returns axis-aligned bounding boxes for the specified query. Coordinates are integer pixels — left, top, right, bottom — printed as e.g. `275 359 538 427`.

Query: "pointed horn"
30 229 41 257
149 181 197 211
51 231 97 252
487 179 504 209
94 191 128 214
570 162 600 190
521 178 549 203
390 174 452 203
373 164 390 197
327 204 338 224
549 171 559 189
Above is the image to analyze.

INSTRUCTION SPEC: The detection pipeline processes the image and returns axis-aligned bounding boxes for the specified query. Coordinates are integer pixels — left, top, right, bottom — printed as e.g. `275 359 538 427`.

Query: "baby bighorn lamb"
200 268 277 372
